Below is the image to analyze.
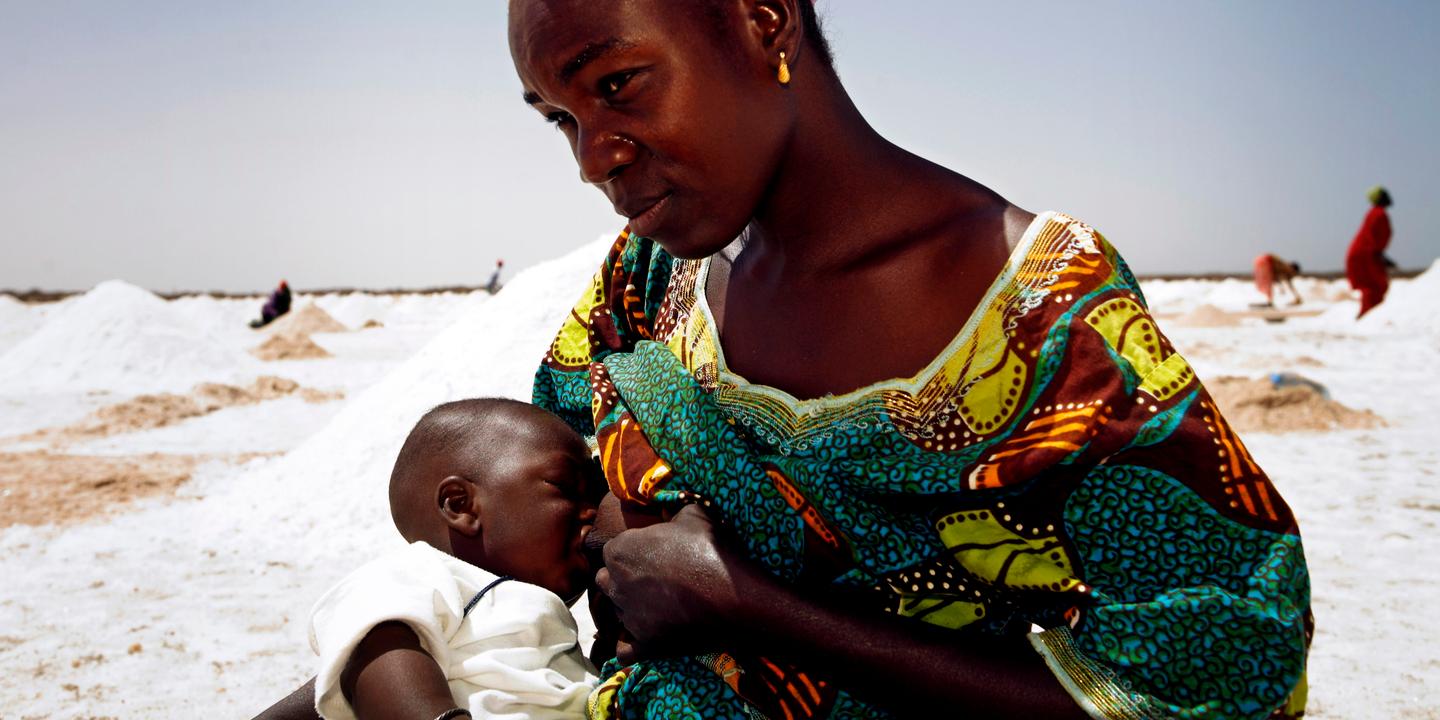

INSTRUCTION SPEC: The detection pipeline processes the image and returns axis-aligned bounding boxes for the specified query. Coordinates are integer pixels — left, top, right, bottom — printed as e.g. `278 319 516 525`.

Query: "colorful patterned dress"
534 212 1311 720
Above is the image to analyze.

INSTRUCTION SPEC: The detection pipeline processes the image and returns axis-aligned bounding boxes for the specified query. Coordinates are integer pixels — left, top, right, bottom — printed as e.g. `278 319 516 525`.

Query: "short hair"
702 0 835 69
388 398 558 541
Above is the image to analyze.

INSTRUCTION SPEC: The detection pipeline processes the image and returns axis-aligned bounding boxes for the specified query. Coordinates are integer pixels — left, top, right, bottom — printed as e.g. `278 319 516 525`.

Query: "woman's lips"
628 193 672 236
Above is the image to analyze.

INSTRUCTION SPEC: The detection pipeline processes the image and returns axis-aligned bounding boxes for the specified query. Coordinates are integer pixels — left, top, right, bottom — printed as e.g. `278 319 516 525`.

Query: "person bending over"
1252 254 1303 307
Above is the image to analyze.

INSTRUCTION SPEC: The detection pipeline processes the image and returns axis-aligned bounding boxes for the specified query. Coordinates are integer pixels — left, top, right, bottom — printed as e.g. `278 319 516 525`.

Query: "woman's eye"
545 111 573 129
599 71 636 98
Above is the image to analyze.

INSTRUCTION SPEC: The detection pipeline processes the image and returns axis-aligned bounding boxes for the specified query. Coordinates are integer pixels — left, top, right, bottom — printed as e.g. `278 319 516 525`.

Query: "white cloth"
309 541 597 719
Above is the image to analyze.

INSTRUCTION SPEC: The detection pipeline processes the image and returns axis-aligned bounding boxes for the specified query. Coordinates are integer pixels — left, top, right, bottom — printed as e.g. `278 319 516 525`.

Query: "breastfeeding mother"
522 1 1309 719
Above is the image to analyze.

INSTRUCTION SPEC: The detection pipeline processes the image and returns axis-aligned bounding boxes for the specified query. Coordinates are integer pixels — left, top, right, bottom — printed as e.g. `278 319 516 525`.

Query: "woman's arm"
596 505 1088 719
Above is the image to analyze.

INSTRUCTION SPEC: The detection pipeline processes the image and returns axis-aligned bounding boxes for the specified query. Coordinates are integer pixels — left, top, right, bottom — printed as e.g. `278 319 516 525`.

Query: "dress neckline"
691 211 1057 412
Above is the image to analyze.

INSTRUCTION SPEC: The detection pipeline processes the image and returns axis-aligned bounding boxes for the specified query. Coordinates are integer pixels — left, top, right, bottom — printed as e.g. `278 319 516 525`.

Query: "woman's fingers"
614 636 640 664
594 566 616 600
669 502 713 527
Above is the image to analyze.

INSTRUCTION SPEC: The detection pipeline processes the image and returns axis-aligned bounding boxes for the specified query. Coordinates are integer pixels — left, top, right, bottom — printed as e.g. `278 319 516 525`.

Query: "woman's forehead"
509 0 704 71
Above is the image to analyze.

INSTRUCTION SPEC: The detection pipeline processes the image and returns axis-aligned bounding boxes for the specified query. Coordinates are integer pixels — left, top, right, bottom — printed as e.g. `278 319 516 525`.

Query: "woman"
1251 254 1302 308
1346 186 1395 319
521 1 1310 719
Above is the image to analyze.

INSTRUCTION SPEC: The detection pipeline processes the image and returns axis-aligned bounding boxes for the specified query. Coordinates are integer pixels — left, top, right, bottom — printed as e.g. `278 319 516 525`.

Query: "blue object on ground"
1270 372 1330 399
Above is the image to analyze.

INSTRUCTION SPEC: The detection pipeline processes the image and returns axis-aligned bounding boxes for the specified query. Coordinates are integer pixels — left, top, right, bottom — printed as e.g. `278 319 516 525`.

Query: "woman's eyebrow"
558 38 636 85
522 38 639 105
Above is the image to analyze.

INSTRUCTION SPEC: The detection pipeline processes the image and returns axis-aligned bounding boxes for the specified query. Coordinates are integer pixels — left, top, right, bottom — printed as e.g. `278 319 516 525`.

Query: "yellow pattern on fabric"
896 595 988 630
551 272 606 368
1083 297 1196 401
936 508 1081 592
666 305 719 389
586 665 630 720
664 212 1105 457
954 346 1030 434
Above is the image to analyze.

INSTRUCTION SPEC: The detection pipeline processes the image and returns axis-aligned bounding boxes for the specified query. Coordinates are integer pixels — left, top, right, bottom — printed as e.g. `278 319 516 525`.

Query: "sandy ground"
1 252 1437 718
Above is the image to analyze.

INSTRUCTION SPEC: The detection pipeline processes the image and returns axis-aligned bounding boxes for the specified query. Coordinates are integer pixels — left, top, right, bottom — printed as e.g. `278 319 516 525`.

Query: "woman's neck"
742 76 983 278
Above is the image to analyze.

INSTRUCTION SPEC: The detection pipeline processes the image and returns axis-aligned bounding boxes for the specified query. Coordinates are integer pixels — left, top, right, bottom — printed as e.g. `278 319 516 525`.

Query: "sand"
265 303 348 337
0 451 200 528
248 303 348 360
1207 375 1385 433
0 250 1434 718
250 333 333 361
12 376 341 446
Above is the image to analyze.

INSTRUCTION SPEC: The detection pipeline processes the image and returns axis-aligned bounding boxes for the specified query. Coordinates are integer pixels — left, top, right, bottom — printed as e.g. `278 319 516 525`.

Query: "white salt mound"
1361 259 1440 335
1174 303 1240 328
385 292 486 329
314 293 396 330
221 236 610 567
0 295 45 355
1199 278 1260 312
0 280 246 393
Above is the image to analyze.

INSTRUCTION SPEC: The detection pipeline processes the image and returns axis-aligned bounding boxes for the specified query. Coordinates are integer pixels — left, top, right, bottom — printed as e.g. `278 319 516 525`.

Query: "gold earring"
778 51 791 85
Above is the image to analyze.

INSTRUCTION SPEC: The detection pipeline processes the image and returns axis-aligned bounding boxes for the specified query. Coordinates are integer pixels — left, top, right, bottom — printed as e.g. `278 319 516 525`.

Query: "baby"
308 398 604 720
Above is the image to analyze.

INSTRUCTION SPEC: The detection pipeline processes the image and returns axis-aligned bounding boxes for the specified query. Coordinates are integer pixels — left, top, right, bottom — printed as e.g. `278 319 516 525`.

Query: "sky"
1 1 1436 293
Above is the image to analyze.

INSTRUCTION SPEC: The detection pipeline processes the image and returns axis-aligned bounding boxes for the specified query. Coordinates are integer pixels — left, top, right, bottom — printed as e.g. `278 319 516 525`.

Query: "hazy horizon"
2 1 1436 293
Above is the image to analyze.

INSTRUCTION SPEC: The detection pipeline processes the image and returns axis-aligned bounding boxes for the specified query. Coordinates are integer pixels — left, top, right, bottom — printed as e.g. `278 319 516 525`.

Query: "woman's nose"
576 129 637 185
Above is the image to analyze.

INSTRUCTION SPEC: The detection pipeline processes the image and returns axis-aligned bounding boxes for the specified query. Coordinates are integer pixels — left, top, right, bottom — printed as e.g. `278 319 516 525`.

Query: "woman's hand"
592 502 1088 718
594 504 754 662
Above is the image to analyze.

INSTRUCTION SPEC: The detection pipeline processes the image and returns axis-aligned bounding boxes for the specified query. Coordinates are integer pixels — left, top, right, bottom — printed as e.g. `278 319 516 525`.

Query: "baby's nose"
578 505 599 524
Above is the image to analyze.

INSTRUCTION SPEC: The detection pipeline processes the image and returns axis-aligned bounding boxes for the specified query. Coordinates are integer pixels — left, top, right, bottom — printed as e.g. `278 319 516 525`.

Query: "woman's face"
509 0 792 259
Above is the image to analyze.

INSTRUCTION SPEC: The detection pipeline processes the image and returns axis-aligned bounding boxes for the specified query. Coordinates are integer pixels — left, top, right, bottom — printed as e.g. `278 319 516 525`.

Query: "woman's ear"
437 475 482 537
745 0 803 60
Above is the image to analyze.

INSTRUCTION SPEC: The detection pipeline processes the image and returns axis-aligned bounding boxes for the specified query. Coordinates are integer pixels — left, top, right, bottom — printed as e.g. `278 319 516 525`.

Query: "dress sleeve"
308 543 468 720
533 230 674 437
1028 276 1311 720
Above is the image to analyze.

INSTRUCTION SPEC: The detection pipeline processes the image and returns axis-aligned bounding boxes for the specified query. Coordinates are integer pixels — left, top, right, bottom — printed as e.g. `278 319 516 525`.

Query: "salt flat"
0 246 1436 718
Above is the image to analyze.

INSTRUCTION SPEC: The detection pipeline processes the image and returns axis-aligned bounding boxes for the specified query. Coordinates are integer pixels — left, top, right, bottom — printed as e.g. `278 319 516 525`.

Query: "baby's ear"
437 475 482 537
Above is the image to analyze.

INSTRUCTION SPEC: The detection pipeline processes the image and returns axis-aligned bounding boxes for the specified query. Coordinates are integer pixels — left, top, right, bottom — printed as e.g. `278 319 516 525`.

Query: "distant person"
1346 186 1396 318
1251 254 1303 307
485 259 505 295
249 280 292 329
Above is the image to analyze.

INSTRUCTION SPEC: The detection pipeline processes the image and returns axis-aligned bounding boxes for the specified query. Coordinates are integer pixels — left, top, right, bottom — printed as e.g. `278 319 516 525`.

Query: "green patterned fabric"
535 213 1311 719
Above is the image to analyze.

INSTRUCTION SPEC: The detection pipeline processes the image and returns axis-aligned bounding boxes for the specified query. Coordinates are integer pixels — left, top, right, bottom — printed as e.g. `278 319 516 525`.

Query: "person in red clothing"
1346 186 1396 318
1252 253 1303 307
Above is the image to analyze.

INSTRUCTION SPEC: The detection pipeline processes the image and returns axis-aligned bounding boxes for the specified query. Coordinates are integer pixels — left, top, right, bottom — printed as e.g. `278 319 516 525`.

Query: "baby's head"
388 398 602 602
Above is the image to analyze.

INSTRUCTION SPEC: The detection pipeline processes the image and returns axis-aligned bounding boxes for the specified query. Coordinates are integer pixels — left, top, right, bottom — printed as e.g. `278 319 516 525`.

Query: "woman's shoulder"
999 210 1150 332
